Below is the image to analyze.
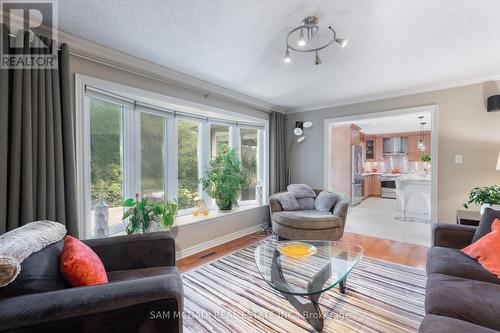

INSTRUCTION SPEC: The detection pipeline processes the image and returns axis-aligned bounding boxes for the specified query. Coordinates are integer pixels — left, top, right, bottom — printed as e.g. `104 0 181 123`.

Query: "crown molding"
1 10 285 114
287 73 500 114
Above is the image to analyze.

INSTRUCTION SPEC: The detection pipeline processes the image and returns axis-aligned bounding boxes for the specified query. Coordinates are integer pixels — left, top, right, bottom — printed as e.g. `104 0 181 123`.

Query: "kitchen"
328 111 433 245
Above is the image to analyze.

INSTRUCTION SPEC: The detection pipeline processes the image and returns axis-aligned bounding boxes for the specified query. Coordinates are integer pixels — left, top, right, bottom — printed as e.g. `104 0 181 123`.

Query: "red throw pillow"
60 236 108 287
462 219 500 278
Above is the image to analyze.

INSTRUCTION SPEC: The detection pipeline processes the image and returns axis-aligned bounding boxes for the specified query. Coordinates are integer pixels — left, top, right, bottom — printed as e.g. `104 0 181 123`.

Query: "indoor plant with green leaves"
200 144 246 210
122 193 177 234
463 185 500 215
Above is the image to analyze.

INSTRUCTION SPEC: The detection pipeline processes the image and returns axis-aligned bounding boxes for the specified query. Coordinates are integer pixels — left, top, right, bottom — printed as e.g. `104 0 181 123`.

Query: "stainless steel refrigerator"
351 145 363 205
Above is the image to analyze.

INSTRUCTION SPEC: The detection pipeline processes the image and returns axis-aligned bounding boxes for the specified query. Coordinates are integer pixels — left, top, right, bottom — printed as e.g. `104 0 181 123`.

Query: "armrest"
332 196 349 223
269 193 284 214
432 223 477 249
0 274 183 332
83 231 176 271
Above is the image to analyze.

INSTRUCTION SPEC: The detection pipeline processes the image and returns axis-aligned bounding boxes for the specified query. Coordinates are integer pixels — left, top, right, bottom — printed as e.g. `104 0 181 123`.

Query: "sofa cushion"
275 192 299 211
273 210 342 230
0 240 69 297
297 198 315 210
61 236 108 287
419 314 499 333
107 266 179 282
473 208 500 242
315 191 338 212
463 219 500 278
427 247 500 285
287 184 316 199
425 273 500 331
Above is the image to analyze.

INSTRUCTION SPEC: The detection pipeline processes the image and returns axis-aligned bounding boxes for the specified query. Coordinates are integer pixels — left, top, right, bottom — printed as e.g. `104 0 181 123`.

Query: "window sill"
173 204 268 229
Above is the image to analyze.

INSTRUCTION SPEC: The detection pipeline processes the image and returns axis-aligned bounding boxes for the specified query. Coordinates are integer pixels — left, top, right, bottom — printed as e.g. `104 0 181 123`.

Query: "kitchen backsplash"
364 155 429 174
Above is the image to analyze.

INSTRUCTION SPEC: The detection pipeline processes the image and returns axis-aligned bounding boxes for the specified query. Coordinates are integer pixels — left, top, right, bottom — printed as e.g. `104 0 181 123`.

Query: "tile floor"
344 197 431 246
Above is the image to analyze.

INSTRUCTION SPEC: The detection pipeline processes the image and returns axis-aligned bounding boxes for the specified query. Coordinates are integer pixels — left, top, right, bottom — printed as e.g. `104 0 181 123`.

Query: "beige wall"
69 54 270 251
287 81 500 223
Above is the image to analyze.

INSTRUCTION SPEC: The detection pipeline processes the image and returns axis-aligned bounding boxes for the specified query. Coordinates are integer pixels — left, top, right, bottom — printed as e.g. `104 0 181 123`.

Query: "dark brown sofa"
420 224 500 333
0 232 183 333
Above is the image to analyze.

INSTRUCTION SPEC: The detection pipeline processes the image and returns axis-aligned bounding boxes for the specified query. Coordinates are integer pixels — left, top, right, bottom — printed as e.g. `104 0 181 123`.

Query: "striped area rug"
182 238 426 332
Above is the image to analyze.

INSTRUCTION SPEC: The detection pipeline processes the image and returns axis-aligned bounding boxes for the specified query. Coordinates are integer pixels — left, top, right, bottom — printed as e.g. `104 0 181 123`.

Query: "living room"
1 1 500 333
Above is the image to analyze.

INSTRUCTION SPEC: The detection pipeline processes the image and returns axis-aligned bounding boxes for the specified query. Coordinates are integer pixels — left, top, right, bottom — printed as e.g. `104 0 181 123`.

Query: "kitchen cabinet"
363 174 381 198
365 135 375 161
375 137 384 162
407 131 431 161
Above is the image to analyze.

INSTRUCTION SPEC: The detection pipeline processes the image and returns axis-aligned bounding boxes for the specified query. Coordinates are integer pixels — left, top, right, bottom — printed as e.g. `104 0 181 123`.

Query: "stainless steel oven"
381 175 397 199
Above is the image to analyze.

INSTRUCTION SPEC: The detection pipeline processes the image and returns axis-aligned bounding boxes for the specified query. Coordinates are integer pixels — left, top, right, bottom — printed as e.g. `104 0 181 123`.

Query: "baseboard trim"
176 223 267 259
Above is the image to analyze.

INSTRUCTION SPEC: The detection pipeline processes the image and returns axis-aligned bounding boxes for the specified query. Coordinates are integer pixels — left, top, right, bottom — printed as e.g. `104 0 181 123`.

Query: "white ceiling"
58 1 500 112
334 111 432 134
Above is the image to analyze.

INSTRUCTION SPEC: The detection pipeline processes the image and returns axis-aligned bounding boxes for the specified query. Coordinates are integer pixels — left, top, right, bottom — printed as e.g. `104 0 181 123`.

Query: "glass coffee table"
255 240 363 331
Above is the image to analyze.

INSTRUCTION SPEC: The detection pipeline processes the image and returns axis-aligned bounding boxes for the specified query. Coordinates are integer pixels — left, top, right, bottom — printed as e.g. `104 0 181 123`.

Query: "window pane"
141 113 165 200
178 119 200 210
240 128 259 201
89 98 124 232
210 124 230 159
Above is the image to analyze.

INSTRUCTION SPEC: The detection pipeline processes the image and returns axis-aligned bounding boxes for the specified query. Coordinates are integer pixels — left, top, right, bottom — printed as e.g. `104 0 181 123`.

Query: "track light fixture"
284 16 348 65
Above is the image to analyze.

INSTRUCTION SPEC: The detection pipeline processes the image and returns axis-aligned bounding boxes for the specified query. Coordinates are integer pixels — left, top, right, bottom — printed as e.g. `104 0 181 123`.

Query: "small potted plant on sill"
200 144 246 211
463 185 500 215
122 193 178 234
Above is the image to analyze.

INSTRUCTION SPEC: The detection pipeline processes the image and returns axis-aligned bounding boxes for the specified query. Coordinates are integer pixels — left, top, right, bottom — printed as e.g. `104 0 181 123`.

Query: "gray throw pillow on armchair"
297 198 315 210
276 192 300 211
287 184 316 199
315 191 338 212
472 208 500 242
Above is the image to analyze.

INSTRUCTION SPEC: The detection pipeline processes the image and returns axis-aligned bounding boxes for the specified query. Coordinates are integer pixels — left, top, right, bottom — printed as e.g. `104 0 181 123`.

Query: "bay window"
78 79 267 238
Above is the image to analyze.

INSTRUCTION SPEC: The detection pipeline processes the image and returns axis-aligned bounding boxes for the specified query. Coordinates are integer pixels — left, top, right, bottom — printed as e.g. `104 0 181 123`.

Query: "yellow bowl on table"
278 242 317 259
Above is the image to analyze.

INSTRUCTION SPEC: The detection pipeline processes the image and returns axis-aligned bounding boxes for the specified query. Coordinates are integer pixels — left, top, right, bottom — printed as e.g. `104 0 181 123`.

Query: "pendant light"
417 116 426 151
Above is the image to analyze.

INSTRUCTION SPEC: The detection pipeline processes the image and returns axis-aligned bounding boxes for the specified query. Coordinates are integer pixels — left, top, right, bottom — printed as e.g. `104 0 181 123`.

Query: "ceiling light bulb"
314 52 321 65
297 136 305 143
418 140 426 151
297 29 306 47
336 38 348 48
283 49 291 63
303 121 312 128
293 127 303 136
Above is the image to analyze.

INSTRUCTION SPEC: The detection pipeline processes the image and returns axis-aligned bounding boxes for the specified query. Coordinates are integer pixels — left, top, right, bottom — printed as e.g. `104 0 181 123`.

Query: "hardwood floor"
176 230 428 273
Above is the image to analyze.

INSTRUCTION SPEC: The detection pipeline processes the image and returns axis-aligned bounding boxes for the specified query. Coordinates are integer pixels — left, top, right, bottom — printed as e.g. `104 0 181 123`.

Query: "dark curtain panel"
269 111 287 195
0 27 78 236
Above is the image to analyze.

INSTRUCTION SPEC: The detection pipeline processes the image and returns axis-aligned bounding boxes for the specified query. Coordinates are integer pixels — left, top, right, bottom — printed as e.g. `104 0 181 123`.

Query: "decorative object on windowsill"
200 144 246 211
192 197 207 216
122 193 177 234
293 121 312 143
417 116 427 151
256 181 263 205
487 95 500 112
94 198 109 237
463 185 500 215
283 16 347 65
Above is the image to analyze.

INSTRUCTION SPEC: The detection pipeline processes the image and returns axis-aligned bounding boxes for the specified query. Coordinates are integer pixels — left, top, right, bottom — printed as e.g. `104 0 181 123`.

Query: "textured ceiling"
58 0 500 111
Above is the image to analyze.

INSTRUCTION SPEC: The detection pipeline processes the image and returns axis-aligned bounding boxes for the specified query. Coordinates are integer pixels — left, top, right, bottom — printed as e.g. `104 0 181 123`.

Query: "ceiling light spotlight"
284 48 291 63
293 127 303 136
284 16 347 66
315 51 321 65
297 136 305 143
303 121 313 128
297 29 306 47
336 38 348 48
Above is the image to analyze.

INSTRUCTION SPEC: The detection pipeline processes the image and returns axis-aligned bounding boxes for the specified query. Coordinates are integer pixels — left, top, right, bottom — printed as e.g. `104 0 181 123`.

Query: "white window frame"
75 74 269 238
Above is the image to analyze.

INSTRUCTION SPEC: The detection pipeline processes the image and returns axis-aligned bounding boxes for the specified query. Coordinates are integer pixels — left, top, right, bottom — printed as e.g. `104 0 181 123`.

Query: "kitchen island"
395 175 431 222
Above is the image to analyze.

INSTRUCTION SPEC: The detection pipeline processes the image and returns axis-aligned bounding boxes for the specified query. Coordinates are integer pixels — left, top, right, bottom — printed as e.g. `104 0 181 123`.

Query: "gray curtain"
0 28 78 236
269 111 287 195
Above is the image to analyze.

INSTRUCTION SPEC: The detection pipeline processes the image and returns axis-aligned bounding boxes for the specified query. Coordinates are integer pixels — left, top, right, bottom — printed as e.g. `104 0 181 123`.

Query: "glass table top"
255 240 363 296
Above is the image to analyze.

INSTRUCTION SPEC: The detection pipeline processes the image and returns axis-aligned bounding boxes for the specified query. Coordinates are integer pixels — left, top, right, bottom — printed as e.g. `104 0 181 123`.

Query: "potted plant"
200 144 246 210
463 185 500 215
122 193 177 234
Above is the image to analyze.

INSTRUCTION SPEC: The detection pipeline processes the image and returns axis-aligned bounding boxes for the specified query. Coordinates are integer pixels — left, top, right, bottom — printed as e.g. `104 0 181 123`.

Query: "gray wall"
287 81 500 223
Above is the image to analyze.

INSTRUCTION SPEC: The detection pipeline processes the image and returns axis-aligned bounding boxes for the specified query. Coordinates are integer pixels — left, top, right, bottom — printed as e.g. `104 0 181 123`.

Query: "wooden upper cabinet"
408 131 431 161
375 137 384 162
350 124 361 145
364 135 375 161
